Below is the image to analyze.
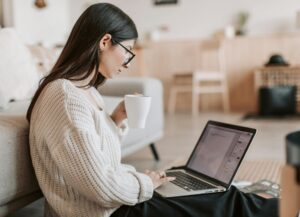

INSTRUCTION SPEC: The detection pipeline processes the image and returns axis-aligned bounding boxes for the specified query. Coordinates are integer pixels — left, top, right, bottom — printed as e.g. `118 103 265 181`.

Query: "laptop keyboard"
166 171 214 191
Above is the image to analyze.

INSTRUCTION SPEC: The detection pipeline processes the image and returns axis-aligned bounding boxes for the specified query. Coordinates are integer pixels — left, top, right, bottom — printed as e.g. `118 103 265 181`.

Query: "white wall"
82 0 300 40
3 0 71 46
2 0 300 45
0 0 3 27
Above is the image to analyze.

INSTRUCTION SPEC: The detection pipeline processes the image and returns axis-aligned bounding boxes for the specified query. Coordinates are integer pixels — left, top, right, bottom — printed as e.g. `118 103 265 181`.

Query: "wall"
2 0 300 45
2 0 71 46
83 0 300 41
0 0 3 27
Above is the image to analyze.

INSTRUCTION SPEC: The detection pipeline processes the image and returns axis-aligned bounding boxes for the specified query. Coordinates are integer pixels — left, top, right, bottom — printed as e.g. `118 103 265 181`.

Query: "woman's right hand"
145 170 175 189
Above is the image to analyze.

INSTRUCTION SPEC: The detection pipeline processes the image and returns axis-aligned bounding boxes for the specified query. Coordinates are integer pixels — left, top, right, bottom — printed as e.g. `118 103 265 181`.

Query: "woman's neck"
71 71 96 88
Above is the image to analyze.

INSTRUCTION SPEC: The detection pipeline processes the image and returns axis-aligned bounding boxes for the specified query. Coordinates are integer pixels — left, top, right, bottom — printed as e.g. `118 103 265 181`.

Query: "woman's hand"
144 170 175 189
110 100 127 127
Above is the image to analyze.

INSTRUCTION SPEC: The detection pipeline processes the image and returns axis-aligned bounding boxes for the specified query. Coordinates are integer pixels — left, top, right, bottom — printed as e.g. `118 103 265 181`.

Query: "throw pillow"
0 28 40 109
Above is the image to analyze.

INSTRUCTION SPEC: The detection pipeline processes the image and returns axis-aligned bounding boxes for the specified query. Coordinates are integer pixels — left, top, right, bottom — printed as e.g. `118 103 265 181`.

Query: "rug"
235 160 283 183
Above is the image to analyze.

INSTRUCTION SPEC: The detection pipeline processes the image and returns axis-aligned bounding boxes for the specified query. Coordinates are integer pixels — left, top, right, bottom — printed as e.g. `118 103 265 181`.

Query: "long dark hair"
26 3 138 122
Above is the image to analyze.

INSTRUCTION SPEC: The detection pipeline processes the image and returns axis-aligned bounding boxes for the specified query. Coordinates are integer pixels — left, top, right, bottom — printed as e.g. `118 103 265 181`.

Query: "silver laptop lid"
186 120 256 188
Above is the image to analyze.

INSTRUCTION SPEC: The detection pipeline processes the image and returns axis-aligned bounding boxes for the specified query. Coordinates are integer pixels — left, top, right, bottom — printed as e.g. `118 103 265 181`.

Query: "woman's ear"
99 33 112 51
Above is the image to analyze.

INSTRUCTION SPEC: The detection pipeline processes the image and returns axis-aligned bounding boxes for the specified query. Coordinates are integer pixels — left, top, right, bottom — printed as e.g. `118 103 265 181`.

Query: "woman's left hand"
110 100 127 127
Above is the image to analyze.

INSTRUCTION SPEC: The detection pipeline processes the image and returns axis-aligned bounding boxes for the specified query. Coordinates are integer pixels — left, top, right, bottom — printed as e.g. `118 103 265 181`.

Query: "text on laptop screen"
187 124 253 184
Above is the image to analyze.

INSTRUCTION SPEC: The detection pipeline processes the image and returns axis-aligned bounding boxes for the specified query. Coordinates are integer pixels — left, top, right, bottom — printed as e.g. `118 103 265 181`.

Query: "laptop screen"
187 121 255 186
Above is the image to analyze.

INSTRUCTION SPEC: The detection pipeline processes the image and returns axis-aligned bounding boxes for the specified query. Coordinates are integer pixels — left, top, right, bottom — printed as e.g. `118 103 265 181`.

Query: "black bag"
259 85 297 116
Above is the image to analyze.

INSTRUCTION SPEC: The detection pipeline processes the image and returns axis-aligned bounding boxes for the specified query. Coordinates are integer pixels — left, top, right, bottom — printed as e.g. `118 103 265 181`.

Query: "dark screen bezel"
185 120 256 188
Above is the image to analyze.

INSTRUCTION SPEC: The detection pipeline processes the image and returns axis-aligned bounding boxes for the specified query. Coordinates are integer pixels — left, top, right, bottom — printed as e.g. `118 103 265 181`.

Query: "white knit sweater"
29 79 154 217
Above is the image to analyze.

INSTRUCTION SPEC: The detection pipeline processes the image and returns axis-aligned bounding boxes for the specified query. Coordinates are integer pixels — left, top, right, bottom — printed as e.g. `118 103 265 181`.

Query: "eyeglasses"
112 39 135 66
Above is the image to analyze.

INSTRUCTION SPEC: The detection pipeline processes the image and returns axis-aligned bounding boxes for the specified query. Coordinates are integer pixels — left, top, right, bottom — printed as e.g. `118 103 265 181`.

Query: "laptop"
155 120 256 198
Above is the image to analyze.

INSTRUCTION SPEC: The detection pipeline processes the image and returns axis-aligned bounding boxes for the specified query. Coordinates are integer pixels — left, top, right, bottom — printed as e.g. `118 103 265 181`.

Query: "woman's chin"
113 71 121 78
109 73 118 79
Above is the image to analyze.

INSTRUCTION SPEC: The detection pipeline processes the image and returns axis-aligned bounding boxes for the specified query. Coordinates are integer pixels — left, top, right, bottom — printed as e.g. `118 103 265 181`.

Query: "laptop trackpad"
155 182 188 198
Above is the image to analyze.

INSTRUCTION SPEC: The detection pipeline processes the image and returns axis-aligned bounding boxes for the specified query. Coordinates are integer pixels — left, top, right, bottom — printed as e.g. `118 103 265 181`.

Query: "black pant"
111 186 278 217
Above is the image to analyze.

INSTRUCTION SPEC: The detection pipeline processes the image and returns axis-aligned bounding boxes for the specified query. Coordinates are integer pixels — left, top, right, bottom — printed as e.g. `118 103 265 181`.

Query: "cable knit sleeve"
121 163 137 172
45 82 153 208
50 128 153 207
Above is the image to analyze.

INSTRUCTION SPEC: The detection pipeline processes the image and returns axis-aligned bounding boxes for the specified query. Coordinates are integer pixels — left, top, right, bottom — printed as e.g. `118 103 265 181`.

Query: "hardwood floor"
8 112 299 217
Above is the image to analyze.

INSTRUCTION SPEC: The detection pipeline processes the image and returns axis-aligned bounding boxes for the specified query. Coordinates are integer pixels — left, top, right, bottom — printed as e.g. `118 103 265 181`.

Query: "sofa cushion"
0 100 31 115
0 114 40 205
0 28 40 109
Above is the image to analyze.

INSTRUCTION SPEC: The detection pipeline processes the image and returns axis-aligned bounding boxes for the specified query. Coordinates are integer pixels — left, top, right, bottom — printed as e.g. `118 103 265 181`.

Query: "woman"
27 3 278 217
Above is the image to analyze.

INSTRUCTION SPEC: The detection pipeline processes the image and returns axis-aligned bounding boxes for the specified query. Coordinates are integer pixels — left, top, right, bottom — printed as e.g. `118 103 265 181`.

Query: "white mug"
125 95 151 128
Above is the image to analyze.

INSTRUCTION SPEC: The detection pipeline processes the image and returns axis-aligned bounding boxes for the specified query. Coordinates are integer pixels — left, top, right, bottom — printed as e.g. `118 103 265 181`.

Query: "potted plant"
235 11 250 36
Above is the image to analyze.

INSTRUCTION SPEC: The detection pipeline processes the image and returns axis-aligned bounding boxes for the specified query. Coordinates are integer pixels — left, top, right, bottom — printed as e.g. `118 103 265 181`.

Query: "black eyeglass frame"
112 39 136 66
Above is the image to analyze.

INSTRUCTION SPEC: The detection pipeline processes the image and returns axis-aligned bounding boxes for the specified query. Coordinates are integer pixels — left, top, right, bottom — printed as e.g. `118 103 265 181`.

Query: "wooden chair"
168 40 230 115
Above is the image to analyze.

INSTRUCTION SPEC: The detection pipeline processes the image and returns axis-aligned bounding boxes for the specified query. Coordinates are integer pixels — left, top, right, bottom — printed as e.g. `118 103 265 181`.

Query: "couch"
0 28 164 216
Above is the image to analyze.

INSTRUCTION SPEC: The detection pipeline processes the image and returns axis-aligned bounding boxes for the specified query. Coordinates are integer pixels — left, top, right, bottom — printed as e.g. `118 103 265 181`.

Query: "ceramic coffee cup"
124 95 151 128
